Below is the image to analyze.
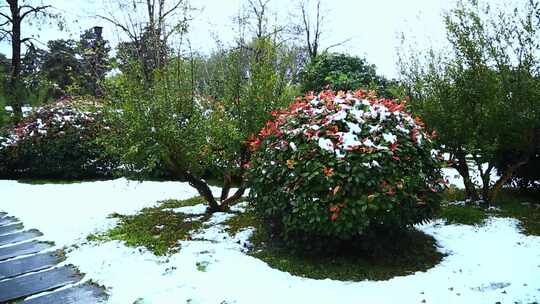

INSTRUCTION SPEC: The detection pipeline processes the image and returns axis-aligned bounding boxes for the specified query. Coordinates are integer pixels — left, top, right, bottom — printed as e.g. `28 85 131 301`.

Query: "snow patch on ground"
168 204 207 215
1 179 539 304
0 178 222 247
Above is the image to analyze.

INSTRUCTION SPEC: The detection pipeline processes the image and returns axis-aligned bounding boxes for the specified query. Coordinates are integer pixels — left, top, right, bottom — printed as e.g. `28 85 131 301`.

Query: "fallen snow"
168 203 208 215
1 179 539 304
0 178 223 247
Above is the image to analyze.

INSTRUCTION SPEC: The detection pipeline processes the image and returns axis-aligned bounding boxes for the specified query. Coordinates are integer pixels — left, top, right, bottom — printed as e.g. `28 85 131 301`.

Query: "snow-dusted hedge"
248 90 445 248
0 97 117 178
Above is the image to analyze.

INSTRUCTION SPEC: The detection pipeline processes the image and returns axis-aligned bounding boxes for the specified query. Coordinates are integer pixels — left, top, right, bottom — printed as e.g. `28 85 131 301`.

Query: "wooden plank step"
22 283 108 304
0 223 23 236
0 230 43 247
0 217 18 226
0 265 83 302
0 241 53 262
0 251 61 280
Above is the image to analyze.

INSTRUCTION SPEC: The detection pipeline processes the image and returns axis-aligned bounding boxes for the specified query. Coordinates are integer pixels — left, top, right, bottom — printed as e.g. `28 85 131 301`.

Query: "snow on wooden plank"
0 251 61 280
0 265 83 302
22 283 108 304
0 241 53 261
0 230 43 247
0 216 18 226
0 223 23 236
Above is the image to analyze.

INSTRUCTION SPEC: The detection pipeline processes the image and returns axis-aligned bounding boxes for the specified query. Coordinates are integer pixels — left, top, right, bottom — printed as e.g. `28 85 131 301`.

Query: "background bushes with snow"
0 97 118 179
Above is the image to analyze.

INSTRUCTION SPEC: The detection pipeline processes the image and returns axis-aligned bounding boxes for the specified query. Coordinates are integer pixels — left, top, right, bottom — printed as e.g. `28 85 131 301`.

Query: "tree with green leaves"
0 0 58 120
99 0 190 87
41 39 81 95
107 38 294 212
399 0 540 203
0 54 7 127
299 52 389 95
106 0 298 212
78 27 111 97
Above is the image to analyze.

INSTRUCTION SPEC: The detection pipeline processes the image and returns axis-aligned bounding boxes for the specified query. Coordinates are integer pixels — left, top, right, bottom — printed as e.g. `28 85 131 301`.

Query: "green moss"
196 261 209 272
437 204 488 226
158 197 207 209
87 197 209 255
223 208 259 235
491 191 540 236
221 209 443 281
248 228 443 281
437 188 540 234
441 186 467 202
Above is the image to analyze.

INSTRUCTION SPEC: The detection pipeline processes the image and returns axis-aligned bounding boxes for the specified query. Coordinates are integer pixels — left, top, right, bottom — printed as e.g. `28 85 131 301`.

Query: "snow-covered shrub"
248 90 445 248
0 97 117 178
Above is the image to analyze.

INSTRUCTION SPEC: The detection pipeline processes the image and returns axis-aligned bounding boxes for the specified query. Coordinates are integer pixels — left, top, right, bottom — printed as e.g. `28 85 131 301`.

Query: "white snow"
0 178 222 247
1 179 539 304
168 204 208 215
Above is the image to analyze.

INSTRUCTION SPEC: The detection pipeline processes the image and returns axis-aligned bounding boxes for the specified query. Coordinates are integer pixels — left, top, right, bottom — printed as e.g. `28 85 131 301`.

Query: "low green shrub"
248 90 445 251
0 97 117 178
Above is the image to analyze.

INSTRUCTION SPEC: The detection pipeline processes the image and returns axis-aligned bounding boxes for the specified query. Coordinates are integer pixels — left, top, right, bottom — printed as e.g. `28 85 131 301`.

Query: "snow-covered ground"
1 178 539 304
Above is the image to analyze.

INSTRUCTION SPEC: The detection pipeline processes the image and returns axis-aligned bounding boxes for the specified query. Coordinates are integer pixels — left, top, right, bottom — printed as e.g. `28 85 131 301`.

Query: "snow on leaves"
248 89 433 160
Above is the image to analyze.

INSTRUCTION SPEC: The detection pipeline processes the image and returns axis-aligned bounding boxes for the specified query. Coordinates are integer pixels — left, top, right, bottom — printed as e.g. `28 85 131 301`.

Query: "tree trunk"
220 172 232 202
489 129 537 203
488 159 529 203
455 150 479 201
477 161 493 203
221 186 247 208
184 172 221 212
8 2 22 120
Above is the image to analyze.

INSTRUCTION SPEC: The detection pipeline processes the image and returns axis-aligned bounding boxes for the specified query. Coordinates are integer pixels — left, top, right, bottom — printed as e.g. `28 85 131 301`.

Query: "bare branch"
0 11 12 22
161 0 183 20
0 28 12 41
323 38 352 52
97 14 137 42
20 5 51 20
0 28 12 37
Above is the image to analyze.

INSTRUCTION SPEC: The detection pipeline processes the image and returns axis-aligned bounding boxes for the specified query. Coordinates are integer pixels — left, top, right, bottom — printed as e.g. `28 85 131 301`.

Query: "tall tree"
400 0 540 203
98 0 190 86
294 0 349 61
299 52 387 93
0 0 56 119
78 26 111 97
41 39 80 94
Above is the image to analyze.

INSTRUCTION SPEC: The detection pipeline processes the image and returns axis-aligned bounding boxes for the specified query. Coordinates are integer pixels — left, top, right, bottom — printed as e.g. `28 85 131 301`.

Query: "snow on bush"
248 90 446 248
0 97 117 178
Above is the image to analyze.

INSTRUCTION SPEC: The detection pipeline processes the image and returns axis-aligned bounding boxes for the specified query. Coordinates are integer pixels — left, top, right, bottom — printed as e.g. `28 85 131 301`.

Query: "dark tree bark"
454 150 480 201
1 0 52 120
165 155 247 213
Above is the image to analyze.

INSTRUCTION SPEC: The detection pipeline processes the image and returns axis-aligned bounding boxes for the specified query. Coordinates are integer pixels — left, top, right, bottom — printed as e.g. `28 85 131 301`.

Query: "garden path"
0 211 107 303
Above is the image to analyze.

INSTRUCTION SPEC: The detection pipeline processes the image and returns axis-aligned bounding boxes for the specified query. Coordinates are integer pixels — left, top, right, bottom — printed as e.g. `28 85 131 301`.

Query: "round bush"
248 90 445 248
0 97 117 178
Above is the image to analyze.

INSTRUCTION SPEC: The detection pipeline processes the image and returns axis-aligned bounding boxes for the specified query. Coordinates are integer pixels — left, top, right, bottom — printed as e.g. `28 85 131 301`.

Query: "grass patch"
249 228 443 281
223 205 258 236
437 187 540 235
437 204 488 226
492 190 540 236
87 196 208 255
221 209 443 281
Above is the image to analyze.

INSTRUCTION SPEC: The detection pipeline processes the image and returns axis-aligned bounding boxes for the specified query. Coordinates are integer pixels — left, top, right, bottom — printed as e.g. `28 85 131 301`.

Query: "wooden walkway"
0 212 107 303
